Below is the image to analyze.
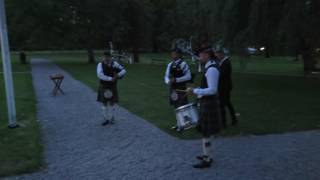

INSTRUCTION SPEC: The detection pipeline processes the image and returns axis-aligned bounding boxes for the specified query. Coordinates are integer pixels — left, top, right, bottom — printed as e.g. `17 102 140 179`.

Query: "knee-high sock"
202 137 212 160
176 113 181 127
101 105 109 119
110 104 116 119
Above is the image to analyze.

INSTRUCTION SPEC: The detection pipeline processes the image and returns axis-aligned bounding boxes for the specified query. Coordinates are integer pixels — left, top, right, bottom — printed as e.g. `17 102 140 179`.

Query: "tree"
115 0 152 63
277 0 320 73
149 0 176 52
5 0 320 72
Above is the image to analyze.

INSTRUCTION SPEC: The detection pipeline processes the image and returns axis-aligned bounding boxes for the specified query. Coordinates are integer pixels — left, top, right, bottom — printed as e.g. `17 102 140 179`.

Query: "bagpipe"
174 37 199 60
108 41 133 64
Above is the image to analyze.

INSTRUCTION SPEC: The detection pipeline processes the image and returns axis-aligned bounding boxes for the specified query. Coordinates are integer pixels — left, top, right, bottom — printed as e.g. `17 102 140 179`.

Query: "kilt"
197 96 221 137
97 84 119 104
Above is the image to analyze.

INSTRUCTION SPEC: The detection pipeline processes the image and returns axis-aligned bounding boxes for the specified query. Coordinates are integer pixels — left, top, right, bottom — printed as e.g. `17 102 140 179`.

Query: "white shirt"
164 59 191 85
96 61 126 81
193 60 219 98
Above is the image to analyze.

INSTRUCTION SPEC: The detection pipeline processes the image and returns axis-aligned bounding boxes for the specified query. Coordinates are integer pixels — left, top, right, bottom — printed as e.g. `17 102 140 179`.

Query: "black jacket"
218 57 233 92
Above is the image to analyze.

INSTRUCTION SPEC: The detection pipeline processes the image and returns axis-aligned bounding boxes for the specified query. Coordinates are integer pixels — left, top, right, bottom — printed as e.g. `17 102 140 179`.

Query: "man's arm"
164 63 172 85
113 62 126 78
97 63 113 81
193 68 219 97
176 62 192 83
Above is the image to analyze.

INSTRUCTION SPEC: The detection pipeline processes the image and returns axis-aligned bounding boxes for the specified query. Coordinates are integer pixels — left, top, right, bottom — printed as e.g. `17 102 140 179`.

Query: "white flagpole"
0 0 18 128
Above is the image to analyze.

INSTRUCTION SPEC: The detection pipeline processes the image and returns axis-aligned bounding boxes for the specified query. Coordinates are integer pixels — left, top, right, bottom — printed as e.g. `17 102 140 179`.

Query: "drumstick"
182 94 188 99
175 89 188 93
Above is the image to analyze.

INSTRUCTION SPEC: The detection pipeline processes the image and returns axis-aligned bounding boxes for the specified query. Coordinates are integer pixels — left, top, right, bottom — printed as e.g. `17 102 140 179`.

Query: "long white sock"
110 105 115 120
101 105 108 120
176 114 181 127
114 105 117 120
202 138 208 156
202 137 211 160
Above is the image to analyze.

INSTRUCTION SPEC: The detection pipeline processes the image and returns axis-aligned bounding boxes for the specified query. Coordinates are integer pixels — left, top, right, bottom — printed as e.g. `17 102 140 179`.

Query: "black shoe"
196 155 203 160
196 155 209 161
176 127 183 132
196 155 213 162
193 159 212 169
102 120 110 126
110 117 115 124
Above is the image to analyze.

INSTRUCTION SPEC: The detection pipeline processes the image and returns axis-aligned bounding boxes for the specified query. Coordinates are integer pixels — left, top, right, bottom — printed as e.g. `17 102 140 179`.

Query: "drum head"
104 90 113 99
170 91 178 101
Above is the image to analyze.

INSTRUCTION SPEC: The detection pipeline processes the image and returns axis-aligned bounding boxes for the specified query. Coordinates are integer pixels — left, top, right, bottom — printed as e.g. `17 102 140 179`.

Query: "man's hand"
169 78 176 84
186 87 195 96
112 73 118 82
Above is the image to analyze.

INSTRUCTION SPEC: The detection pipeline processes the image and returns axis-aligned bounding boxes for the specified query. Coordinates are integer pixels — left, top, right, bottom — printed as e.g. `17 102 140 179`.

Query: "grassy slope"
0 55 42 177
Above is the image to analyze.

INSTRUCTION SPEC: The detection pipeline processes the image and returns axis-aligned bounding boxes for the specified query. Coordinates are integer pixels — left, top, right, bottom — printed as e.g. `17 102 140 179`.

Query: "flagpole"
0 0 18 128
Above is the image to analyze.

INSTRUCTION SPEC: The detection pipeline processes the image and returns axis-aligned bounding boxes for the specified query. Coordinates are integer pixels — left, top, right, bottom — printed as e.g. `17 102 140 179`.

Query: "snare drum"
175 103 199 130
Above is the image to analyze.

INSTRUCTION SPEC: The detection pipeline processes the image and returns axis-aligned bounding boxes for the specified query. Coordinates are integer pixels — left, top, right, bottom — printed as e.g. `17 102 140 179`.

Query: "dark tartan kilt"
197 97 222 137
97 84 119 104
169 87 188 108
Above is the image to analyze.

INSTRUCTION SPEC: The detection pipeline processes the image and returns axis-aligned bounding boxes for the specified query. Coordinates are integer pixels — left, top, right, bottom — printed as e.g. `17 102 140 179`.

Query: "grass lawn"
0 55 42 177
30 50 304 75
33 51 320 139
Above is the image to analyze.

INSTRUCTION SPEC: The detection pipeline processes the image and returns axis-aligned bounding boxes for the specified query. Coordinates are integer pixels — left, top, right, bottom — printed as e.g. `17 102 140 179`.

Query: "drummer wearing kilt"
164 48 192 130
187 48 221 169
97 51 126 126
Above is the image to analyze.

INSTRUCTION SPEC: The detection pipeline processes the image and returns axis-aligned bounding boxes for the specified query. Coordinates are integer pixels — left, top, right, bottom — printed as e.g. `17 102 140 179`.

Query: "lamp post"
0 0 18 128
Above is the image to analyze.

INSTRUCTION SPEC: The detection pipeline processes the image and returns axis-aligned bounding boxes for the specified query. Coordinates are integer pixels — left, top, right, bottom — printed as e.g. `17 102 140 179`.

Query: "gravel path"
5 59 320 180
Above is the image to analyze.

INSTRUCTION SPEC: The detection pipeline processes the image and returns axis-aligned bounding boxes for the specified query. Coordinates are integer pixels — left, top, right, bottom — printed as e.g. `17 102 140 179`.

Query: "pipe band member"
187 47 221 169
97 51 126 126
164 47 192 130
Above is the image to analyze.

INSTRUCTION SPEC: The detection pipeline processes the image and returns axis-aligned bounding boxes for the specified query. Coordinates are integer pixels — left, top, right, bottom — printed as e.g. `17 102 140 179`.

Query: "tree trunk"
118 49 122 62
87 48 95 64
264 43 271 58
132 46 139 63
300 38 315 74
294 49 299 61
265 47 271 58
19 51 27 64
152 37 159 53
301 49 315 74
